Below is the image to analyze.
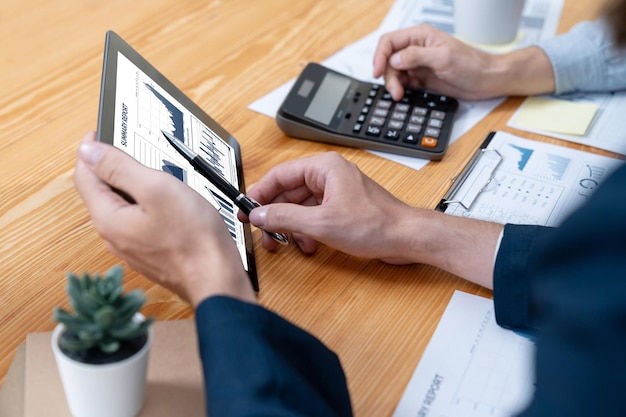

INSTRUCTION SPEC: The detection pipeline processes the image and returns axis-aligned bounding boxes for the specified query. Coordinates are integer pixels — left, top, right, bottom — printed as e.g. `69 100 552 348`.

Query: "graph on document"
504 143 571 182
449 309 535 417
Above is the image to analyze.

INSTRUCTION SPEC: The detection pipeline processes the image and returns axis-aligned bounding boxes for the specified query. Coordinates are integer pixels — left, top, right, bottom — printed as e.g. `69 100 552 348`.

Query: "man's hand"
74 131 256 307
373 24 555 101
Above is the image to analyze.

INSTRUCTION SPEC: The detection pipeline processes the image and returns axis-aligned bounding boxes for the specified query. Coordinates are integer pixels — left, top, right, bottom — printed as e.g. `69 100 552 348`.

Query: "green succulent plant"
53 265 155 356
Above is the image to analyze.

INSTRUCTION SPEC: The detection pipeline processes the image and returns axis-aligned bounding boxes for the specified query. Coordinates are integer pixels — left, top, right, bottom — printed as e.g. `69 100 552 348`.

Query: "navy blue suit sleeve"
194 296 353 417
493 224 558 330
518 163 626 417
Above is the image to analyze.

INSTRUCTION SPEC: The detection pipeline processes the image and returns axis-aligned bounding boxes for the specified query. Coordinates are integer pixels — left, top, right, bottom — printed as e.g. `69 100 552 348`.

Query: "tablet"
96 31 258 291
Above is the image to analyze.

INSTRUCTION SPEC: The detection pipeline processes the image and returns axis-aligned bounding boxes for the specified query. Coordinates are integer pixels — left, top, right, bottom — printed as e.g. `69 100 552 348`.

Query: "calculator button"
425 127 440 138
382 92 393 100
428 118 443 129
412 107 428 116
388 120 404 130
376 100 392 109
384 129 400 140
361 106 370 114
353 123 362 133
427 101 437 108
369 116 385 126
409 115 425 124
421 137 438 148
357 114 367 123
394 103 410 113
406 123 422 133
368 89 377 98
403 133 419 144
430 110 446 120
366 125 381 137
391 112 407 121
373 108 388 117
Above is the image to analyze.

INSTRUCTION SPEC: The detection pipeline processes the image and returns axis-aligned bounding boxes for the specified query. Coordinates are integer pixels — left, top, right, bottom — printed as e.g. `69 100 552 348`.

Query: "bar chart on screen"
393 291 535 417
135 78 241 243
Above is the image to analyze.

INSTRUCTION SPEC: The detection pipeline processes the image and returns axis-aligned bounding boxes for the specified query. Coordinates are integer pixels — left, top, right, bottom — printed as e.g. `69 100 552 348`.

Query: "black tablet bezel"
96 30 258 291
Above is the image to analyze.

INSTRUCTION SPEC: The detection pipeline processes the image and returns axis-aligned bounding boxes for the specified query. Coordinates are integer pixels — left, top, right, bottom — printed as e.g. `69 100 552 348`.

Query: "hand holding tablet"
96 31 262 291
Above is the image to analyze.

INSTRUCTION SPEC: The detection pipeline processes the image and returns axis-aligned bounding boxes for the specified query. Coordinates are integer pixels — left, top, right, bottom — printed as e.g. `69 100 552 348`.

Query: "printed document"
441 132 623 226
393 291 535 417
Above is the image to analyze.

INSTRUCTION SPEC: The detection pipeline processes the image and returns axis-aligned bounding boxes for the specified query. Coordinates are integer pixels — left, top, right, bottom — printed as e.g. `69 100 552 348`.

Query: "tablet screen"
97 31 258 290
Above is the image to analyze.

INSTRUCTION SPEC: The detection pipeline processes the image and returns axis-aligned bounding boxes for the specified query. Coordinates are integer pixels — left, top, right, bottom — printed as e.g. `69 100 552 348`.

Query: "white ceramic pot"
51 316 152 417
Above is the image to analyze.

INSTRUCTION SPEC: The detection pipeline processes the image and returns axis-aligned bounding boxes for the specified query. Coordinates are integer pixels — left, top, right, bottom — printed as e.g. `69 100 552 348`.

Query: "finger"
74 133 135 219
373 29 415 78
246 155 327 205
237 188 318 223
292 233 317 254
388 45 441 72
249 203 327 241
77 138 163 205
74 158 133 216
383 67 406 101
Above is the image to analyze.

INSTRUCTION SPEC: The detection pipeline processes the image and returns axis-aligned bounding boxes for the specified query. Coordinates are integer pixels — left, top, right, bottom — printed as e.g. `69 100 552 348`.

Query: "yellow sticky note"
512 96 599 136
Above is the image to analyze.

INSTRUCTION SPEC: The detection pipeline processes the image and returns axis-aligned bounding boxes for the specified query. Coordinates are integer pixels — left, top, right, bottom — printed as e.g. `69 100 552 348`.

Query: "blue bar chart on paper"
442 132 622 226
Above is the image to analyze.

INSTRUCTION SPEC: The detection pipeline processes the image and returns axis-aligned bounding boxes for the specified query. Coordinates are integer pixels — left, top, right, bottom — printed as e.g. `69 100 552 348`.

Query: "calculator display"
304 72 351 125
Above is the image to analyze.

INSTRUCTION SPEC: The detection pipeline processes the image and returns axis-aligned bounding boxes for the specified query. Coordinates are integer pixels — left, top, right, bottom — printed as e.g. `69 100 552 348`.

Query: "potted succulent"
51 265 155 417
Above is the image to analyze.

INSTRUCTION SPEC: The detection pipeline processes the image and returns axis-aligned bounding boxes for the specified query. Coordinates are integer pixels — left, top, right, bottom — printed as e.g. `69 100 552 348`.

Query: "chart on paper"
443 132 622 226
393 291 535 417
449 309 534 415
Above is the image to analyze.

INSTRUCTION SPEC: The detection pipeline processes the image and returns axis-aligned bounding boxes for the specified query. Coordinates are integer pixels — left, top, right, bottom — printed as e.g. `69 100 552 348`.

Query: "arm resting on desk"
494 163 626 416
195 296 353 417
537 19 626 94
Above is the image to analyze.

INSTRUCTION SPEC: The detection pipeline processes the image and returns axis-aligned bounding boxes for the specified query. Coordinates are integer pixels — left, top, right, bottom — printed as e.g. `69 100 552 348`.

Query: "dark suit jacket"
196 162 626 416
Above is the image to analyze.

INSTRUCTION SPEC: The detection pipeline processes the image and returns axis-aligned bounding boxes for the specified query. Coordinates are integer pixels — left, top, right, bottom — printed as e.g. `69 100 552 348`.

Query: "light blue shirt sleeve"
535 19 626 94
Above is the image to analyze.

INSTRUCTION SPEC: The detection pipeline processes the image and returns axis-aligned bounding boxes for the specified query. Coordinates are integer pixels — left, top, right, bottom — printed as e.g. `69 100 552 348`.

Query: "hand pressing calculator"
276 62 459 160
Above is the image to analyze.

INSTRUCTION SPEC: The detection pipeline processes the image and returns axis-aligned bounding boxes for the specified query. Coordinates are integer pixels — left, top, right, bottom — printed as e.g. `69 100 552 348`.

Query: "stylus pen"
161 131 289 245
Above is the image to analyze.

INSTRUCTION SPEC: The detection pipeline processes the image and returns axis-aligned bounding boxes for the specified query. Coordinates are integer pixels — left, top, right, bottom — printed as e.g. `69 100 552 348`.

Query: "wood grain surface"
0 0 614 415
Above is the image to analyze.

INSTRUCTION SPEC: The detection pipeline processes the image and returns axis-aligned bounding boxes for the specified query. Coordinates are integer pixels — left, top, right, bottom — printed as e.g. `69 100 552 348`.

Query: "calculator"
276 62 459 160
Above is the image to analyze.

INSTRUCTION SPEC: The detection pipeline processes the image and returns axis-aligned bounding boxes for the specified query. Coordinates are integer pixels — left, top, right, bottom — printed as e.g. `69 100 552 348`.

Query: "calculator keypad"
352 85 457 157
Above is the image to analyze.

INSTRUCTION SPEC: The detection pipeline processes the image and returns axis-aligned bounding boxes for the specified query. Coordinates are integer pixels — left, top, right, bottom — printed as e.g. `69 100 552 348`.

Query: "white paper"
508 91 626 156
442 131 623 226
393 291 535 417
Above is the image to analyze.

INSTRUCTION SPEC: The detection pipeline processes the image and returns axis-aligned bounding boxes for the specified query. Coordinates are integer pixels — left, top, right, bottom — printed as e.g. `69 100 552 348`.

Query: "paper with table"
392 290 535 417
248 0 564 171
437 131 623 226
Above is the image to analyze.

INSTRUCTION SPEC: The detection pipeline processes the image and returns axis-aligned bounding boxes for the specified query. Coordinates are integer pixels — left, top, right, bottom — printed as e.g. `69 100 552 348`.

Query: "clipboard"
436 132 503 212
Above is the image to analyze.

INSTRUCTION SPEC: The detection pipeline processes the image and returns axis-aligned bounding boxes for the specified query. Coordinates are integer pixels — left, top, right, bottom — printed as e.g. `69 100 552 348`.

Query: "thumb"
250 203 322 237
389 45 437 71
77 140 154 203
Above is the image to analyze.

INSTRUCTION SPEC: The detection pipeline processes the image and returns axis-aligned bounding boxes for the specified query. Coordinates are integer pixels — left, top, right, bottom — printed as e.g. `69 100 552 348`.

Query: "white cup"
454 0 525 45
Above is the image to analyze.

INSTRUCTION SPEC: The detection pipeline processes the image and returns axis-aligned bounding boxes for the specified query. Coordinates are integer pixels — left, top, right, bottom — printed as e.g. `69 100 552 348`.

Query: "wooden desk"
0 0 614 415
